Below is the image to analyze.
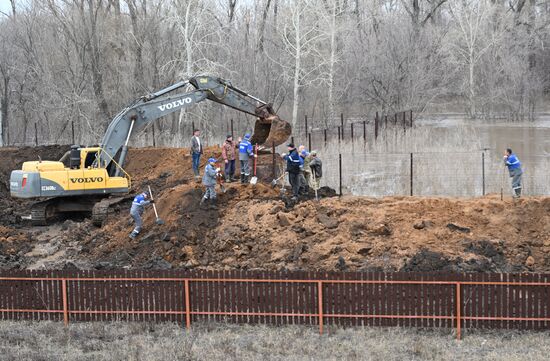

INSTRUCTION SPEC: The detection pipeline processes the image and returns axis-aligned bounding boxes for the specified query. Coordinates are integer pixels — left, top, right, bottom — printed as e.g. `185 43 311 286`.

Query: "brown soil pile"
0 145 549 272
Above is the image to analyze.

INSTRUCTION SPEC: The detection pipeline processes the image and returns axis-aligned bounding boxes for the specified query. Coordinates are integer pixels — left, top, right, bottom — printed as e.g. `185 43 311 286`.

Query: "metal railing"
1 272 549 340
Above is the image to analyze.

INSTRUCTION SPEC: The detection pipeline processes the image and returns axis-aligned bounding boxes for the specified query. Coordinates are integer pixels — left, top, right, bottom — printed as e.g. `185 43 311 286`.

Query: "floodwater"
321 115 550 197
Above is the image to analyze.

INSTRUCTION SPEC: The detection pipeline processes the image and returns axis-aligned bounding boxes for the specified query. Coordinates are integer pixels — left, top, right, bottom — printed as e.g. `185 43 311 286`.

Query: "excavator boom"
99 75 291 175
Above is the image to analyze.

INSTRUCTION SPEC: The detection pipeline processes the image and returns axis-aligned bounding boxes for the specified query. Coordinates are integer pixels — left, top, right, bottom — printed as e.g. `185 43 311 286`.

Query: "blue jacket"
505 154 521 170
131 193 150 214
285 149 301 174
239 139 253 160
202 163 218 186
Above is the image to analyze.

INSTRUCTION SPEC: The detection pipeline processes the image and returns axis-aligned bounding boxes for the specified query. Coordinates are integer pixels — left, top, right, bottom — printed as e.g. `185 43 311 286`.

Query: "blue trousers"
225 160 235 178
192 152 201 175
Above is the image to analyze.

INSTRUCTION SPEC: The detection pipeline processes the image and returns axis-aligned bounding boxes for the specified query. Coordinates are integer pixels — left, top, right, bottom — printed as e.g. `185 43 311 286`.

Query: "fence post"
337 126 341 144
272 142 276 178
152 123 156 147
34 122 38 146
410 110 413 128
318 281 324 335
350 122 354 142
456 283 461 340
340 113 344 140
308 133 312 151
410 153 413 196
184 279 191 330
375 112 379 140
71 120 75 145
304 114 308 137
324 129 327 146
192 121 195 133
339 153 342 196
394 113 398 126
62 279 69 326
230 118 234 139
482 151 485 196
384 115 388 129
363 120 367 144
291 136 295 145
402 112 406 132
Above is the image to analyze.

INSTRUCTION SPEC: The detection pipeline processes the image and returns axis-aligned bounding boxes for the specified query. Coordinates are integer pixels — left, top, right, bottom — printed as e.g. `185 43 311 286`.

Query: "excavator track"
28 196 130 227
92 196 130 227
30 201 53 226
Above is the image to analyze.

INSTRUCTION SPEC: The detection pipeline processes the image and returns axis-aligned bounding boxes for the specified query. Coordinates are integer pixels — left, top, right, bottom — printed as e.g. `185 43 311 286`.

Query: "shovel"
148 185 165 225
217 173 227 193
271 172 287 188
250 144 258 185
312 170 319 201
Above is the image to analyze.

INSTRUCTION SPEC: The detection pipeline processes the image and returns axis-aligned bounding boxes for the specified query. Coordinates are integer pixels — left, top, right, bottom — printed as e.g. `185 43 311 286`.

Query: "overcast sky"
0 0 12 16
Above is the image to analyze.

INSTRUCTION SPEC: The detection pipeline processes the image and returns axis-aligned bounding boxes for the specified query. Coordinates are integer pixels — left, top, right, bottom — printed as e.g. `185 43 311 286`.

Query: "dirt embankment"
0 145 549 273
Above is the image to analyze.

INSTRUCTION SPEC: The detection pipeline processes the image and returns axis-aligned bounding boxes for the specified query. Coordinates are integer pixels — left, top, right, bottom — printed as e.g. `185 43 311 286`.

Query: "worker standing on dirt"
238 133 255 184
309 151 322 191
282 143 301 200
299 149 310 195
504 148 523 197
191 129 203 180
200 158 220 209
222 135 236 182
129 192 154 239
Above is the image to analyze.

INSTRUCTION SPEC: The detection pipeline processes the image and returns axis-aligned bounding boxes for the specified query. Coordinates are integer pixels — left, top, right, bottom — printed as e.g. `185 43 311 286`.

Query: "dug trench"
0 145 549 272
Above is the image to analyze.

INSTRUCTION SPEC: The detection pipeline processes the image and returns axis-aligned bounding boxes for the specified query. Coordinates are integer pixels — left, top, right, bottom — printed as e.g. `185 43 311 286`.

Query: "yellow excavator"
9 75 291 226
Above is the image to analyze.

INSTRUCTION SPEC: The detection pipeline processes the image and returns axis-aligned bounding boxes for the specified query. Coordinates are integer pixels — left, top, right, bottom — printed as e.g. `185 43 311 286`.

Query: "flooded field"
319 116 550 197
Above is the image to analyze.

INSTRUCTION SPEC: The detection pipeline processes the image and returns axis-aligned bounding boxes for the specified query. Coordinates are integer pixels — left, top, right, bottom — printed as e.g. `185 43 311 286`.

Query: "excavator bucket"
250 105 292 146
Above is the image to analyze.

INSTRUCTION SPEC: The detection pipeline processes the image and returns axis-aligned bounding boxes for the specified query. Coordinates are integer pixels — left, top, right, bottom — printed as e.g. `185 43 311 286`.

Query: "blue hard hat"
301 150 309 156
244 133 251 139
208 158 217 163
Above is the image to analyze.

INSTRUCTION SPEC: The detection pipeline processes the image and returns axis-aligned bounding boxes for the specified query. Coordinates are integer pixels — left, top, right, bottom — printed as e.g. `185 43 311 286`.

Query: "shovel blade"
156 218 165 225
250 176 258 185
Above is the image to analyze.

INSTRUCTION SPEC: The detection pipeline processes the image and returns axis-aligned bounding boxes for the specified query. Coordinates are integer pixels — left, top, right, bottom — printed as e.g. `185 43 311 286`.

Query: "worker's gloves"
503 155 508 160
150 199 155 203
225 159 228 163
216 167 221 172
254 154 258 158
281 153 287 158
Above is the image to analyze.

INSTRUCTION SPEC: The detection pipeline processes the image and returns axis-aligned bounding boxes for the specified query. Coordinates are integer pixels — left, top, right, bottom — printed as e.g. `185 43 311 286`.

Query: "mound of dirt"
1 145 549 273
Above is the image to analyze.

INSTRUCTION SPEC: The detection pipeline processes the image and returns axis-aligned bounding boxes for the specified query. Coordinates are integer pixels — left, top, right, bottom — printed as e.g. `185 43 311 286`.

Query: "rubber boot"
240 174 245 184
129 230 139 239
515 188 522 198
199 197 208 209
209 198 218 210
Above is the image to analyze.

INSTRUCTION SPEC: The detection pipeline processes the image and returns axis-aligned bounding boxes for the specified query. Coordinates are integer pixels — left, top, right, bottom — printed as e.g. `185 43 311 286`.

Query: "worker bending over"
200 158 220 209
504 148 523 198
129 192 154 239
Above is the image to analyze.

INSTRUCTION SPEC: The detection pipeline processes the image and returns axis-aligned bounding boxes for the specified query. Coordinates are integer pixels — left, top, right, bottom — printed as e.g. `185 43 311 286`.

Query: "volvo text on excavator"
9 75 291 226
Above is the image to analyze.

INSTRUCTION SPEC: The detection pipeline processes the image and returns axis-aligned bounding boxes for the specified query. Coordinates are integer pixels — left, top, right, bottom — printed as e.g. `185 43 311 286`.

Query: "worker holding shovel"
129 191 154 239
200 158 221 210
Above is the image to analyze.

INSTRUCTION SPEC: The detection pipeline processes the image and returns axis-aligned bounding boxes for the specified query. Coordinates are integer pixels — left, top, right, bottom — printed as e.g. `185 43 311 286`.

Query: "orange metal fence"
0 271 549 340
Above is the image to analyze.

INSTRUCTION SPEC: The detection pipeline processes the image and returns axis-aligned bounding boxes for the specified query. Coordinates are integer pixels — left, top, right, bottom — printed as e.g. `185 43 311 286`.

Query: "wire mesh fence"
318 150 550 197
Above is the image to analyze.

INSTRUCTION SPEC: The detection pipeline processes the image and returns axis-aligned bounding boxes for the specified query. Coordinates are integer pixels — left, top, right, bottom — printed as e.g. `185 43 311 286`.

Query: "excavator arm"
98 75 290 175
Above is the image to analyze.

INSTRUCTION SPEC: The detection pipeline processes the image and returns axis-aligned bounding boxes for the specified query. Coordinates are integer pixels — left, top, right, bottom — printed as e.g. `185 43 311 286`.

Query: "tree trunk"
0 74 8 146
327 1 337 123
291 2 301 128
257 0 272 52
